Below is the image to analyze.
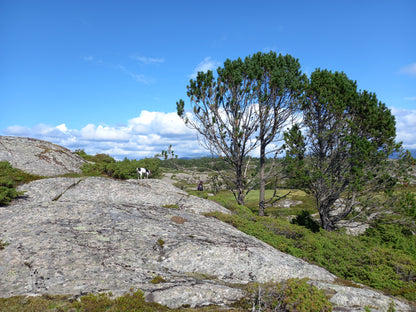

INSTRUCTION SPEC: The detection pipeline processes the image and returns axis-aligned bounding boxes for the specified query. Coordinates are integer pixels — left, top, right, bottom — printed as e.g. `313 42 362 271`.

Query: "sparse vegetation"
151 275 166 284
0 161 42 206
157 238 165 248
0 281 333 312
0 239 9 250
0 289 170 312
75 150 161 179
242 278 332 312
162 204 179 209
207 190 416 301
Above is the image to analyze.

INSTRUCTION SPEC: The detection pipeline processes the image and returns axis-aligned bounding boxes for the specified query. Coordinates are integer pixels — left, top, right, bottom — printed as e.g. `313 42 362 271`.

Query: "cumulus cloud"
189 57 221 79
399 63 416 76
4 107 413 160
390 107 416 149
129 111 195 137
79 124 131 141
3 111 204 159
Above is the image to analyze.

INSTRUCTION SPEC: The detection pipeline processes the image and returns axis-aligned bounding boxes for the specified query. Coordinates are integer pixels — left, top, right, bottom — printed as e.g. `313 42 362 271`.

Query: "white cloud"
131 55 165 64
189 57 221 79
56 123 68 132
3 111 204 160
390 107 416 149
4 106 414 160
129 111 195 137
79 124 131 141
404 96 416 101
399 63 416 76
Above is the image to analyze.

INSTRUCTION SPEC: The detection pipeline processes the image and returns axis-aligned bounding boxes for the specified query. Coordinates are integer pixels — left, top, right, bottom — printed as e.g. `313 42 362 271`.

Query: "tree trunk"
235 160 245 206
319 207 337 231
258 142 266 216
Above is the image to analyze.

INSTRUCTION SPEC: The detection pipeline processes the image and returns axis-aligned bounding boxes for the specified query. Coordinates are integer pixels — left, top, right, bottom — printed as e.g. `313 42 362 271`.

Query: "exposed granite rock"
0 177 412 311
0 136 413 311
0 136 85 176
312 282 412 312
273 199 303 208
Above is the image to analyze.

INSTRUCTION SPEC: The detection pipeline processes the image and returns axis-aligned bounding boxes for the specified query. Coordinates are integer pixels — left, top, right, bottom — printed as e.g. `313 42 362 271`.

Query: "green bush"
0 161 41 206
397 191 416 218
243 278 332 311
77 151 161 180
0 185 20 206
151 275 166 284
291 210 320 233
75 150 116 164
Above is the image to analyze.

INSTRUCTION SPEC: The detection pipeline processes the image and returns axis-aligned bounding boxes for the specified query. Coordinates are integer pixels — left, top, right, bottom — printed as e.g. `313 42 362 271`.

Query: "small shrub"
151 275 166 284
70 288 169 311
0 161 41 206
77 151 161 180
0 185 20 206
0 239 9 250
397 191 416 218
291 210 321 232
162 204 179 209
243 278 332 311
209 173 223 195
283 278 332 311
157 238 165 248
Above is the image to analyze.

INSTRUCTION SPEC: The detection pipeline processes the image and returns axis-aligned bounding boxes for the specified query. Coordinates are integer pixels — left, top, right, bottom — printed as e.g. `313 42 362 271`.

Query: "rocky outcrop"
0 177 412 311
0 178 333 299
0 136 86 176
0 137 413 311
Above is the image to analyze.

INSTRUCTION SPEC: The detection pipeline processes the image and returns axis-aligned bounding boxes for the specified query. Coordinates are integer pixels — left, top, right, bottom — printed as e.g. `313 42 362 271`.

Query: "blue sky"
1 0 415 159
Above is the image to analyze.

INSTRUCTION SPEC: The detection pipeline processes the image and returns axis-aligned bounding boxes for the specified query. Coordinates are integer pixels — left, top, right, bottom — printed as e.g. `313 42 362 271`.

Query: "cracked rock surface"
1 178 334 304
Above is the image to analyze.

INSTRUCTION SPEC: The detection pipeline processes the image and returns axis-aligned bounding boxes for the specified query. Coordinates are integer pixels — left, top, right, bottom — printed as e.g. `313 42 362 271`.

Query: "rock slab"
0 136 86 176
0 177 412 311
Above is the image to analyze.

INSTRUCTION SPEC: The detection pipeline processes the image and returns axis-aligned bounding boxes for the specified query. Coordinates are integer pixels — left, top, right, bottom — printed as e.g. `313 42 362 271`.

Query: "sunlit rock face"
0 136 86 177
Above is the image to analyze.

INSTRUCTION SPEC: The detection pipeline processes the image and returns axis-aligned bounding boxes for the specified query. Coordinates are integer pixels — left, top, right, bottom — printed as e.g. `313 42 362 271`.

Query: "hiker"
197 181 203 191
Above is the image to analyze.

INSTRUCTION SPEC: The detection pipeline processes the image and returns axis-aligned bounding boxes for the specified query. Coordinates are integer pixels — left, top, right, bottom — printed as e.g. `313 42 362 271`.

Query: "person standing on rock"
197 181 203 191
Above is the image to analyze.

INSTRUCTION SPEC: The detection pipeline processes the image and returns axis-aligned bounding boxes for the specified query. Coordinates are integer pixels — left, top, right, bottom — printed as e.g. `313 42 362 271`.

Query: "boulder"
0 136 86 176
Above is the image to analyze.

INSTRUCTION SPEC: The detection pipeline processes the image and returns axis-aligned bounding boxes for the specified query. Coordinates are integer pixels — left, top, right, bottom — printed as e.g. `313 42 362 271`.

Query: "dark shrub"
291 210 320 232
